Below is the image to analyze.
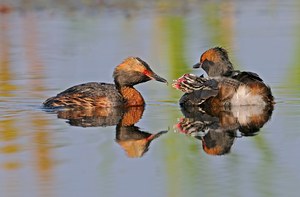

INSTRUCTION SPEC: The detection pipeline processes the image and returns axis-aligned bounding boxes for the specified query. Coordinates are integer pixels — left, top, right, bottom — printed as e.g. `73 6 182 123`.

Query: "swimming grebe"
43 57 167 109
173 47 274 107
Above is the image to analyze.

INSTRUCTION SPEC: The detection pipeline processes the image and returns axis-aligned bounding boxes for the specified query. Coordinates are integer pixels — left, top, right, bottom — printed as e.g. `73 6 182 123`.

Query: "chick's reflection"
53 106 167 158
176 105 273 156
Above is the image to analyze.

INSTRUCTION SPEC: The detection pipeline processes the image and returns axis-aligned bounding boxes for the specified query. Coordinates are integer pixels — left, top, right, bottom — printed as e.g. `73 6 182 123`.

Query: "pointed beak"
143 68 168 84
144 71 168 84
148 72 168 84
193 63 201 69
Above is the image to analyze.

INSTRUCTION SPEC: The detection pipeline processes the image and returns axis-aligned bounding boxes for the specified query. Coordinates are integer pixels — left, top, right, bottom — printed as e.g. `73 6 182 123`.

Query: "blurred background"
0 0 300 197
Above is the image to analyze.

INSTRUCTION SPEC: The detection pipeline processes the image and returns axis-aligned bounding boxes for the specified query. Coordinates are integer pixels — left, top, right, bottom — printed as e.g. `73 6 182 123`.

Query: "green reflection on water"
167 16 190 79
166 15 191 102
202 1 235 47
253 134 274 197
163 15 202 197
286 10 300 99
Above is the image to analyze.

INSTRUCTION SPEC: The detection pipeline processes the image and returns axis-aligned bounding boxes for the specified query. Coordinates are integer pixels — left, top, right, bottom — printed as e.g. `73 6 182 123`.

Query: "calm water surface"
1 1 300 197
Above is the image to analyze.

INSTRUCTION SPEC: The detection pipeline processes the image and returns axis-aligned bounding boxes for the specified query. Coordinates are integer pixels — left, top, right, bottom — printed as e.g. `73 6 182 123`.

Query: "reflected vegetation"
287 9 300 100
0 0 299 197
175 104 274 155
202 1 236 48
0 7 55 197
49 106 167 158
0 7 17 98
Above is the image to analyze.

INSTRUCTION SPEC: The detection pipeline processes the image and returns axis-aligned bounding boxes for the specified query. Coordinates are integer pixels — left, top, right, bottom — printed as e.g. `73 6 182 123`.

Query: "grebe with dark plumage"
173 47 274 107
43 57 167 109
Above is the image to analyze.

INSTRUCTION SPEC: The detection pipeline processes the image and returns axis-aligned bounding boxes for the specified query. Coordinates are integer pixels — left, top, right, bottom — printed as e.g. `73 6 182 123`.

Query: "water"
0 1 300 197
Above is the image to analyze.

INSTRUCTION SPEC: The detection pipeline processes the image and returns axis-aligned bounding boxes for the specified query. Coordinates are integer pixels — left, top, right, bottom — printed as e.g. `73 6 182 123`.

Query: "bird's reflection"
49 106 167 158
56 107 125 127
175 104 274 156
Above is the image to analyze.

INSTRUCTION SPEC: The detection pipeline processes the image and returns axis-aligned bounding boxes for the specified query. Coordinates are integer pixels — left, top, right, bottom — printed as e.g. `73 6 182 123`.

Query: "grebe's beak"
143 68 168 84
148 72 168 84
152 73 168 83
193 62 201 69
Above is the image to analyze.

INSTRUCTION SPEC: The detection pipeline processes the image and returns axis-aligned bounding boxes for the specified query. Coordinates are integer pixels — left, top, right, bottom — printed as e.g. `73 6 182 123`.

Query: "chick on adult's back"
43 57 167 109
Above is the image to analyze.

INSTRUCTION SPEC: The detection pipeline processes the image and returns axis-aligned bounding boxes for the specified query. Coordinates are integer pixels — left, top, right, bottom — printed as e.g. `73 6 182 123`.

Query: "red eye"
143 69 152 77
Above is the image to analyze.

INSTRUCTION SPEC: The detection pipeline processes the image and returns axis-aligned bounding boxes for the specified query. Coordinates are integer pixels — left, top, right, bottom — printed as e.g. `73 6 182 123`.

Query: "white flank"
230 85 265 106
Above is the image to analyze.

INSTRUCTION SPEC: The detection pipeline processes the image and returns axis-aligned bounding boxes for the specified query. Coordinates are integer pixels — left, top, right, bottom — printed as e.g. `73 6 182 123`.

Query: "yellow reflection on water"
0 9 17 97
0 9 55 197
23 12 46 97
23 12 55 197
0 9 24 197
0 144 21 154
2 161 22 170
0 119 19 141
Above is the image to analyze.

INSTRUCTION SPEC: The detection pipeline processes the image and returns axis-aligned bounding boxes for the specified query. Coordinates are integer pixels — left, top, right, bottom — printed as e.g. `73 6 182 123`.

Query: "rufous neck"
120 86 145 107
